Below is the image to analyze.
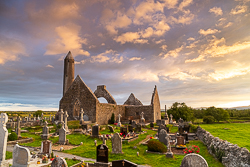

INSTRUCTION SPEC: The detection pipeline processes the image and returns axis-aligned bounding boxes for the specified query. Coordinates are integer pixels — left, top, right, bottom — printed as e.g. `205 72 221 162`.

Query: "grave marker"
12 144 31 167
41 140 52 156
111 133 123 154
0 113 8 166
51 157 68 167
92 125 99 137
63 111 69 131
59 123 66 145
112 159 137 167
180 153 208 167
97 144 109 163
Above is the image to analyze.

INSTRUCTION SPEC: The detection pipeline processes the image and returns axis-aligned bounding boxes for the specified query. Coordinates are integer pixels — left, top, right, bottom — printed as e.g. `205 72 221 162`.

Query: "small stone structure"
59 123 66 145
63 111 69 132
0 113 8 167
197 126 250 167
92 125 99 137
169 114 173 124
111 133 123 154
58 109 64 123
97 144 109 163
112 159 138 167
12 144 31 167
79 109 84 124
41 140 52 156
51 157 68 167
159 129 168 146
41 121 50 140
16 116 21 138
117 114 122 127
180 153 208 167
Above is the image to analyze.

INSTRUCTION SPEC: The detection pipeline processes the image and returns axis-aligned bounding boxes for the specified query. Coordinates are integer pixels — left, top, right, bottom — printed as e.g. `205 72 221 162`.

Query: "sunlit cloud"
129 57 142 61
161 45 184 58
209 67 250 81
185 55 205 63
231 5 248 15
198 28 220 36
46 65 54 68
209 7 223 16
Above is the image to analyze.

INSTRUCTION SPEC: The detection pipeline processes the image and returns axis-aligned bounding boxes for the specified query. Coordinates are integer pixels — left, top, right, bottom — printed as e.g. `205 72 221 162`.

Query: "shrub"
189 124 198 133
147 139 167 153
203 116 215 124
8 132 18 141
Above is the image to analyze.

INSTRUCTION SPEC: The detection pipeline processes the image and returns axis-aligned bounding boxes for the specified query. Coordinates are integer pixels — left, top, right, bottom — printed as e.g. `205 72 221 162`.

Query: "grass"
6 151 12 159
200 122 250 151
63 129 223 167
65 158 81 166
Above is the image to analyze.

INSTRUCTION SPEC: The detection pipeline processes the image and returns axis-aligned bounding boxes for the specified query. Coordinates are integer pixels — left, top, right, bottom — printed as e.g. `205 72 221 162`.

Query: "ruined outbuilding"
58 51 161 124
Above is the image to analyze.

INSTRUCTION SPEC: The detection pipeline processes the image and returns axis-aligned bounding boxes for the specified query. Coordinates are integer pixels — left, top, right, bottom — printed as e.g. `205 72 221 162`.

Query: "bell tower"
63 51 75 95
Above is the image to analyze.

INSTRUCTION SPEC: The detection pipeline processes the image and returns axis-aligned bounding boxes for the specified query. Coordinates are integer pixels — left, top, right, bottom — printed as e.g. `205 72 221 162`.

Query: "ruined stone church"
58 51 161 124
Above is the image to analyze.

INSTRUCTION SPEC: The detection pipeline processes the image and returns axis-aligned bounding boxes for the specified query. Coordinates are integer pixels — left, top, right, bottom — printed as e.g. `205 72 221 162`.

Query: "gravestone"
164 105 169 121
178 118 184 127
161 119 166 125
41 113 44 119
41 140 52 156
120 126 128 135
111 133 123 154
58 109 64 123
165 134 173 158
0 113 8 167
150 122 154 128
169 114 173 124
97 144 109 163
79 109 84 124
112 159 138 167
180 153 208 167
108 125 114 133
158 124 169 136
12 144 31 167
83 114 89 121
156 119 161 126
176 136 185 145
92 125 99 137
16 116 21 138
101 134 107 145
128 125 133 132
59 123 66 145
41 121 50 140
63 111 69 132
51 157 68 167
135 123 141 133
117 114 122 127
159 129 168 146
131 120 136 128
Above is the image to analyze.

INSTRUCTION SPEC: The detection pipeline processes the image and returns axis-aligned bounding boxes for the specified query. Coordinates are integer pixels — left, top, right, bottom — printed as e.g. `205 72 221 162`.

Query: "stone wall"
60 75 98 122
96 103 126 125
151 86 161 122
125 105 153 122
196 126 250 167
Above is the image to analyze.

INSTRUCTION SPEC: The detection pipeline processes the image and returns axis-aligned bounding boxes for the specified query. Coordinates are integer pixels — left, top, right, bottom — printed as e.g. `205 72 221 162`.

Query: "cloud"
187 37 195 41
170 10 194 25
209 67 250 81
122 70 159 82
114 32 140 44
163 71 200 81
198 28 220 36
179 0 193 11
161 45 184 58
185 55 205 63
129 57 142 61
231 5 248 15
90 50 123 63
44 23 90 56
209 7 223 16
160 45 168 51
46 65 54 68
0 36 26 64
203 36 250 57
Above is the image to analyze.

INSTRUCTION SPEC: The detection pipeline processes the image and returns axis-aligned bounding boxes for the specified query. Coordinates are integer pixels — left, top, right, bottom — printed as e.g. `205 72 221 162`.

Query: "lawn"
200 122 250 151
64 130 223 167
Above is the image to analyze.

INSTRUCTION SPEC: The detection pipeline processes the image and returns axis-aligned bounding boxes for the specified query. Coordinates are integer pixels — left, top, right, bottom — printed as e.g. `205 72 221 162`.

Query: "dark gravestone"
179 126 184 134
92 125 99 137
97 144 109 163
158 124 169 136
128 125 133 132
108 125 114 133
112 159 138 167
150 122 154 128
120 127 128 135
156 119 161 126
135 123 141 132
176 136 185 145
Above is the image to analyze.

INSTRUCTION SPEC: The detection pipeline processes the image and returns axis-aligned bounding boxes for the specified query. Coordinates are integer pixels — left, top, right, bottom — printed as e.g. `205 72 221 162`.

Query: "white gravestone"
111 133 123 154
117 114 122 127
0 113 8 167
180 153 208 167
63 111 69 132
59 123 66 145
12 144 31 167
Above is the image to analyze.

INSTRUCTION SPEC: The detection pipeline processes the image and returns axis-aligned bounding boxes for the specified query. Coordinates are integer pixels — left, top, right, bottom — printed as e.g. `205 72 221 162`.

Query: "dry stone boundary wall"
196 126 250 167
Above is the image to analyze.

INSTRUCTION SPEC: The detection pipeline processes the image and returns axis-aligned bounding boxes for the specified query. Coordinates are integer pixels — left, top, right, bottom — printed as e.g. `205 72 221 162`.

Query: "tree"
167 102 194 122
33 110 43 117
205 107 229 122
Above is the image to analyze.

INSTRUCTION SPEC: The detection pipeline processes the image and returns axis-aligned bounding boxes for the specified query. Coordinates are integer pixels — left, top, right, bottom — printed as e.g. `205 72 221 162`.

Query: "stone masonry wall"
151 86 161 122
60 76 98 122
125 105 153 122
96 103 126 125
196 126 250 167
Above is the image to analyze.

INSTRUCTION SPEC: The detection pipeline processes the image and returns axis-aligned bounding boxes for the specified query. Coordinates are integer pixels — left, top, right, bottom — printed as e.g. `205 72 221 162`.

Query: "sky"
0 0 250 111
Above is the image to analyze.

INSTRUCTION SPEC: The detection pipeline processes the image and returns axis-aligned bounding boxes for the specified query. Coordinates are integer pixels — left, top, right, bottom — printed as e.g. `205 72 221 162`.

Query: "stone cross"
41 113 44 119
80 109 84 124
64 111 69 131
164 105 169 120
141 112 144 119
102 134 107 145
118 114 122 123
0 113 8 166
169 114 173 124
58 109 64 123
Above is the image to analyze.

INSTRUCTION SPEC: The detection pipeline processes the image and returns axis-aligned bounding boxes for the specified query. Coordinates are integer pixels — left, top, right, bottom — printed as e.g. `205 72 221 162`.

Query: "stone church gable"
60 75 98 121
124 93 143 106
151 85 161 122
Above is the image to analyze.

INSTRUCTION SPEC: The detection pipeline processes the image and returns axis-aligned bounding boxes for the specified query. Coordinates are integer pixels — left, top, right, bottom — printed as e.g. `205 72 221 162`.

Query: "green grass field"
200 123 250 151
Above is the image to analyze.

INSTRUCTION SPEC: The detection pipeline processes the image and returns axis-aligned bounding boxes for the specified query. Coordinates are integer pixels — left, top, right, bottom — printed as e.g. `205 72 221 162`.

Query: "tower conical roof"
65 51 74 59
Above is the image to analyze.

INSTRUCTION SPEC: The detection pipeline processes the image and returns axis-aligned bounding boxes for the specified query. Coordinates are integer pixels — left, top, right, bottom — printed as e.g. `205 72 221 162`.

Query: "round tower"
63 51 75 95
